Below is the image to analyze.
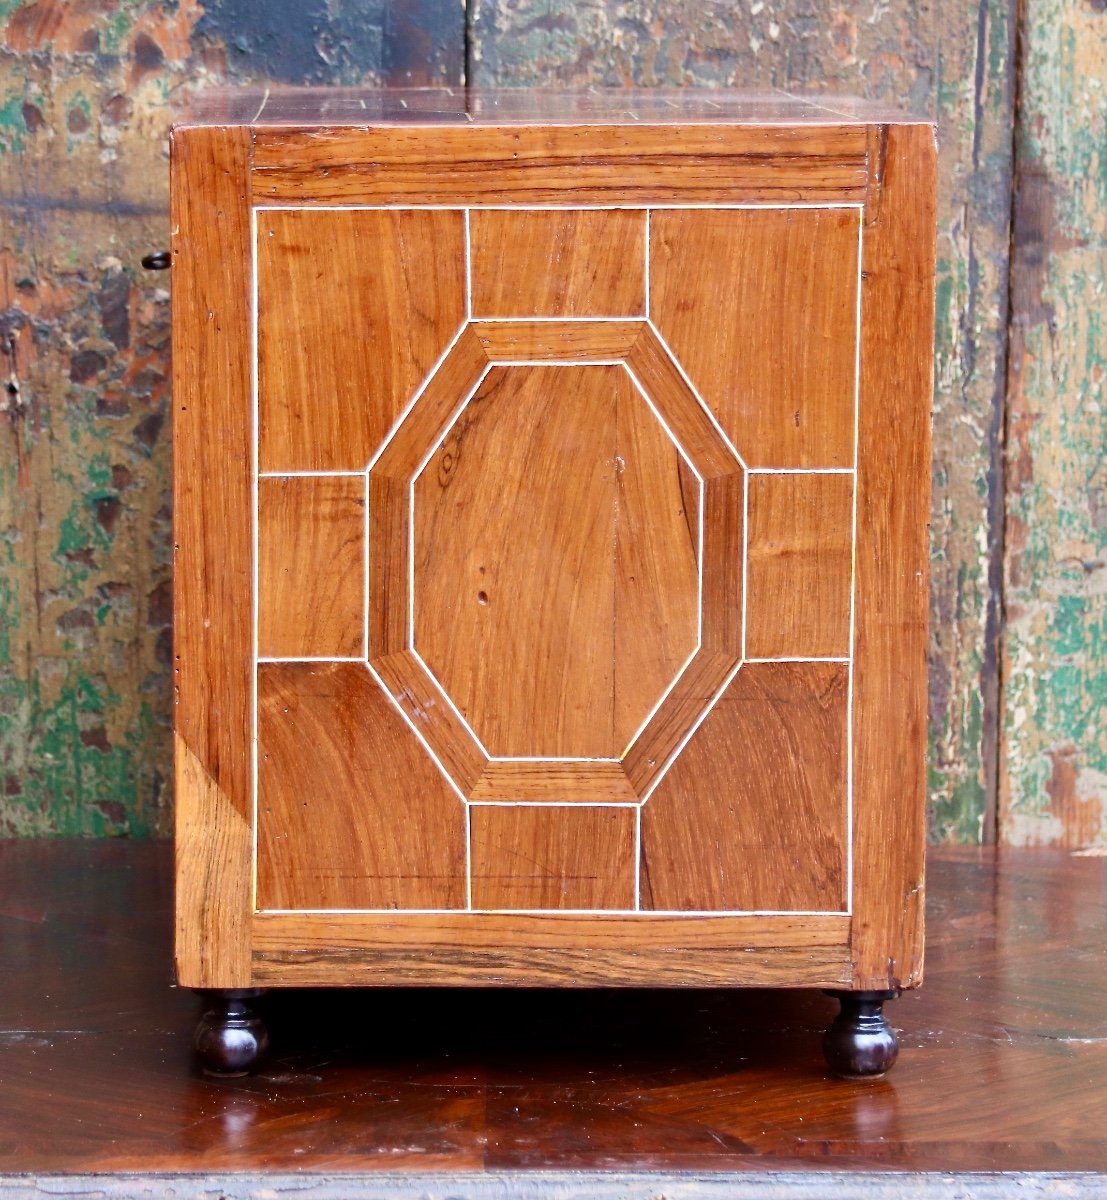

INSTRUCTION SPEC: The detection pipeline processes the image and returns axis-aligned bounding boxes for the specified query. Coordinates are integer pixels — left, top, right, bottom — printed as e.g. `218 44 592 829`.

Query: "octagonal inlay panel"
413 363 701 760
368 319 744 803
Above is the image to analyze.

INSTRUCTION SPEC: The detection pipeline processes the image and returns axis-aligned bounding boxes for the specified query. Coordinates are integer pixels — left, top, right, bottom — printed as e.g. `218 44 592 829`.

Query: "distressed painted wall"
1000 0 1107 847
0 0 462 836
0 0 1101 844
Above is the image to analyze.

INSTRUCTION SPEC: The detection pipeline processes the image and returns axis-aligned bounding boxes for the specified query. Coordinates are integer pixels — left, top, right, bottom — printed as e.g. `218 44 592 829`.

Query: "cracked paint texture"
0 0 461 836
1000 1 1107 847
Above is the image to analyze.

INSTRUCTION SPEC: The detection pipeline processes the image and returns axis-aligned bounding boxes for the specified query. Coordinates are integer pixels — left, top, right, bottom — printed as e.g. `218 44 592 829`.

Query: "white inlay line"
463 208 472 321
747 467 854 475
745 656 850 664
409 647 489 756
365 319 469 475
257 906 849 916
741 470 749 660
407 363 494 647
486 358 626 368
252 202 862 919
258 656 364 663
846 207 864 917
363 466 370 658
637 658 746 806
469 801 640 809
634 806 642 911
645 318 749 471
250 206 260 913
362 659 469 805
486 757 622 764
464 802 473 911
255 203 867 213
643 209 651 319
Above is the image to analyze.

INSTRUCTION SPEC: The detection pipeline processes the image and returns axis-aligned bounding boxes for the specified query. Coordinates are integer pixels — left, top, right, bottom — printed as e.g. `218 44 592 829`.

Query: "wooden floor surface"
0 842 1104 1197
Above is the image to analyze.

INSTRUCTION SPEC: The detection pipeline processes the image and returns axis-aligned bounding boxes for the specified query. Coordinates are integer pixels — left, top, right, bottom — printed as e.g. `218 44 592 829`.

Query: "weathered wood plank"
999 2 1107 847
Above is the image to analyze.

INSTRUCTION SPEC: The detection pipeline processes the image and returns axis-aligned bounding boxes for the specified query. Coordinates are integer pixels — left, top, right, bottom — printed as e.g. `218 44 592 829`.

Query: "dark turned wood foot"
192 989 269 1077
822 990 900 1078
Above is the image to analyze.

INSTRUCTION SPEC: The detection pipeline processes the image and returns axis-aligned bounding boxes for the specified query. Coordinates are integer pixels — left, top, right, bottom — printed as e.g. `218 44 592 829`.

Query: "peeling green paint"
1001 1 1107 846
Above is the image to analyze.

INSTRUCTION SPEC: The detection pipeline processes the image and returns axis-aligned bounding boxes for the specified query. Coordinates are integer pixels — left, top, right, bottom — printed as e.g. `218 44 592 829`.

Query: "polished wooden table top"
0 841 1104 1193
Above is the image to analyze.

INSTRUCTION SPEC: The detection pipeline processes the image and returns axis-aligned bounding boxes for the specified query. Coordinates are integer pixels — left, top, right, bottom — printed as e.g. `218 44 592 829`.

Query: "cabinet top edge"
172 86 933 129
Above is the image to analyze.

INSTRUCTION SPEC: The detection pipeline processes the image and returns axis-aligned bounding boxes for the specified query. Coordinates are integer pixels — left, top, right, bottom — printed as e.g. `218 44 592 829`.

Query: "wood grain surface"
171 125 254 988
257 475 365 659
850 124 935 989
745 473 854 659
251 125 869 206
470 209 646 317
413 364 697 760
650 208 859 469
256 662 467 911
473 319 642 362
257 208 466 472
251 911 851 987
641 662 848 913
469 805 636 910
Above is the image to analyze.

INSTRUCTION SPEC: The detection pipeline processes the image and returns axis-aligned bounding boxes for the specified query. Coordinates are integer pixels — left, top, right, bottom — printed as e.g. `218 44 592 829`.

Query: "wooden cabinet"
171 89 936 1077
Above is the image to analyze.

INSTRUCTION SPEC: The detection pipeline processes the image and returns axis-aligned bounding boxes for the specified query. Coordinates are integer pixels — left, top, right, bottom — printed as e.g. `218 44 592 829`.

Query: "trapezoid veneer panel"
257 475 365 659
256 662 467 911
469 805 637 911
745 472 854 660
649 207 860 469
470 209 646 318
641 661 849 913
257 208 466 472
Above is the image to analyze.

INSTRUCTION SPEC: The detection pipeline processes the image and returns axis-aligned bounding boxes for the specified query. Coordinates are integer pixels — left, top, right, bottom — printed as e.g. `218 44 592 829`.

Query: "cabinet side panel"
851 124 936 990
172 126 255 988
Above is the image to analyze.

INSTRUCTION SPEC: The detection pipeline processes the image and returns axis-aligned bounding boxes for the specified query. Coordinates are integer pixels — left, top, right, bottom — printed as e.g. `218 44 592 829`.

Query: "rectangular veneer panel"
256 662 467 911
257 208 465 472
650 208 859 469
258 475 365 659
252 125 870 205
745 473 853 660
470 209 645 317
470 806 637 911
641 662 848 913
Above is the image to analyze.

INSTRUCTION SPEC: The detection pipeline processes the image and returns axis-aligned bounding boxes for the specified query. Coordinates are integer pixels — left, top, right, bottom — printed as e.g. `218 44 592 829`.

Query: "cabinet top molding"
176 86 931 129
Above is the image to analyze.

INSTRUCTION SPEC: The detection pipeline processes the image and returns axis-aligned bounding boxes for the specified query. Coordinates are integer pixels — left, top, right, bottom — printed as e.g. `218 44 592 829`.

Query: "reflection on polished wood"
1 841 1104 1181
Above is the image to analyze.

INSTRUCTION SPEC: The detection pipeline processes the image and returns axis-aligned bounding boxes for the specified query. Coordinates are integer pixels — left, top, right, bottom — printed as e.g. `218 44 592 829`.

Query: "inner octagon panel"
412 362 701 761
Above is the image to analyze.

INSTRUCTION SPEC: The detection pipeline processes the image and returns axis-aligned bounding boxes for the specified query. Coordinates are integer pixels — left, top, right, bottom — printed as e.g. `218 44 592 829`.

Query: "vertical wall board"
469 0 1018 843
999 4 1107 848
0 1 463 837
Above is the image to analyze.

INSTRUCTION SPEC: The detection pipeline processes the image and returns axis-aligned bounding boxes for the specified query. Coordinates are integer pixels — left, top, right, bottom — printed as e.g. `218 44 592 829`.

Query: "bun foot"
823 990 899 1078
193 989 269 1077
